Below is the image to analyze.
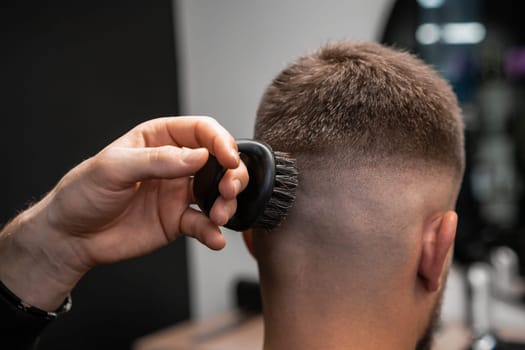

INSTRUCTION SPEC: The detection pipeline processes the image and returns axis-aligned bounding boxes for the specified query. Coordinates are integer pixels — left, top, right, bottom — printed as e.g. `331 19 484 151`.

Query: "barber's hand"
0 116 248 310
48 116 248 259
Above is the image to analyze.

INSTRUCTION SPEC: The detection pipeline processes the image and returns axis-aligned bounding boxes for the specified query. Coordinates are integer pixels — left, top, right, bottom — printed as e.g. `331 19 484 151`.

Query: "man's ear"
242 229 257 259
418 211 458 292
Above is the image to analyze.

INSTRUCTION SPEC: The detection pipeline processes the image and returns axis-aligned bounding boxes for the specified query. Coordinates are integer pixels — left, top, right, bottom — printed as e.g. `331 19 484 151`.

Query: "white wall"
173 0 395 319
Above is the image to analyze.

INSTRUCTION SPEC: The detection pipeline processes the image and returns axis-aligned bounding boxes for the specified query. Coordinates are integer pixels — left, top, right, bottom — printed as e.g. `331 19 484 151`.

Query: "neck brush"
193 139 298 231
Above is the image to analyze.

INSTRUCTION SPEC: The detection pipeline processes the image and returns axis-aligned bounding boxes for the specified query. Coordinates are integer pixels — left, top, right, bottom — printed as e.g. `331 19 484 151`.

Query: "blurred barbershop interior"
2 0 525 349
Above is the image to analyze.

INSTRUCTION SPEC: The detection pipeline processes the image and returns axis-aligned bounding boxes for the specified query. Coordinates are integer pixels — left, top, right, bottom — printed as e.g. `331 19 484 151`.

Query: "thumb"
179 147 210 170
97 146 209 185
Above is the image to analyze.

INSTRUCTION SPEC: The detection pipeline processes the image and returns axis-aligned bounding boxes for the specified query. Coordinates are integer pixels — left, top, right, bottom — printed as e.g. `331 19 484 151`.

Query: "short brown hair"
254 42 465 177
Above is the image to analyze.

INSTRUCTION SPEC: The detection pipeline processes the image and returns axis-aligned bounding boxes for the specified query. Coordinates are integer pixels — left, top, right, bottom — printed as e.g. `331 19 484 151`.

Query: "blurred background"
1 0 524 349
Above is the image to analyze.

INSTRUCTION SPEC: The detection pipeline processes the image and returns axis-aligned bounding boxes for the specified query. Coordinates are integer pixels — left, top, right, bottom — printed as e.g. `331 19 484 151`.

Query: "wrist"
0 196 86 311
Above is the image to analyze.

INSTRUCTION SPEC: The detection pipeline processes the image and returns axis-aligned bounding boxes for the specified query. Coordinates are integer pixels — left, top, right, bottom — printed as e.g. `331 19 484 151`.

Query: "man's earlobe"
242 230 257 259
418 211 458 292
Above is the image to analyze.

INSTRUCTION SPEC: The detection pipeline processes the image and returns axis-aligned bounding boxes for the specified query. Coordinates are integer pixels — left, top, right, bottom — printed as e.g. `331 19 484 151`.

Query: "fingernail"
233 179 241 194
230 149 240 164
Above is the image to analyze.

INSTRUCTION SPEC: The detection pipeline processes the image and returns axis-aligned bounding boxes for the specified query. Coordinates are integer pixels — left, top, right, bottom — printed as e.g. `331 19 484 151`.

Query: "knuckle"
89 149 119 178
228 199 237 216
199 115 217 124
148 147 164 164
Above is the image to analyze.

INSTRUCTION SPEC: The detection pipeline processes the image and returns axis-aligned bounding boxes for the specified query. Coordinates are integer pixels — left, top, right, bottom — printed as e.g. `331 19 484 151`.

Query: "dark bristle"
253 151 298 230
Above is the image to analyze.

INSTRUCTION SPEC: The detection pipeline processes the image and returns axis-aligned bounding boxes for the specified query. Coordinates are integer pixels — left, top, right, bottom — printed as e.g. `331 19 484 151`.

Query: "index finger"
122 116 241 169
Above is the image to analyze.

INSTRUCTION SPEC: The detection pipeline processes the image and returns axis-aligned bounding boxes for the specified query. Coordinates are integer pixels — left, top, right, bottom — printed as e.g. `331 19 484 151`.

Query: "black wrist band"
0 278 72 349
0 278 72 321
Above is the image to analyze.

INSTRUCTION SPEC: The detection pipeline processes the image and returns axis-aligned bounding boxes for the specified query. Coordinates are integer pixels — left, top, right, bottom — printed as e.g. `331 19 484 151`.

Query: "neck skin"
250 162 454 350
257 250 434 350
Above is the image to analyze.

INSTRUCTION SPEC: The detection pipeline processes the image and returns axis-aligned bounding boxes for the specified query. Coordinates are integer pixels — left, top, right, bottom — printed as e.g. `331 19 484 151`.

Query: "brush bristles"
253 151 298 230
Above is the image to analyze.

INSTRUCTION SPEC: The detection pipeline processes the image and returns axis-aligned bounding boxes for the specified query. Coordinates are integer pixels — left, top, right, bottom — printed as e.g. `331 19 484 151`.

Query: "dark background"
1 1 190 348
382 0 525 274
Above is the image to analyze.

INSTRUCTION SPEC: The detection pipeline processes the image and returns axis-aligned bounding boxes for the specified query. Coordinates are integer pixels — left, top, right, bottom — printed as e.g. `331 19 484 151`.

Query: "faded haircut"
254 41 465 178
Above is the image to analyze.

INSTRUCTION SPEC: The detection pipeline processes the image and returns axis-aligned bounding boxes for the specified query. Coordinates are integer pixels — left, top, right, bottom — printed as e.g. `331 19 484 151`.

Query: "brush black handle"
193 139 276 231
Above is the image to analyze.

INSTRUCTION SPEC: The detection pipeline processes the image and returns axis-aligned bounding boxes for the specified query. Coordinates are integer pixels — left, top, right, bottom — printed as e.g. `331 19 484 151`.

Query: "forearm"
0 195 84 311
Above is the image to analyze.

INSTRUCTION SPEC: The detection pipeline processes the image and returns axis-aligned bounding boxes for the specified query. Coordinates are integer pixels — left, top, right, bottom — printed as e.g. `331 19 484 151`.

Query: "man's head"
244 42 464 349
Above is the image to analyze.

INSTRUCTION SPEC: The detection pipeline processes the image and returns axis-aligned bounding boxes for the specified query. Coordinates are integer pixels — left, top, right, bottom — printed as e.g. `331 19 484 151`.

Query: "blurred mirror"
382 0 525 274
